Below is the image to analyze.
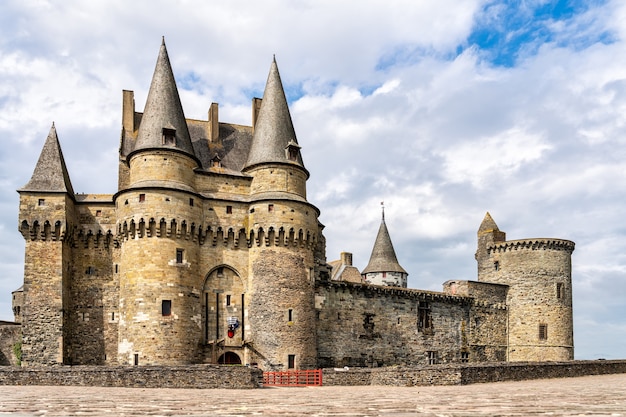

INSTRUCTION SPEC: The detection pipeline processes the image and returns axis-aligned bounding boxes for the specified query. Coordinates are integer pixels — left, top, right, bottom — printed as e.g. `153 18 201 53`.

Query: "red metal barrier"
263 369 323 386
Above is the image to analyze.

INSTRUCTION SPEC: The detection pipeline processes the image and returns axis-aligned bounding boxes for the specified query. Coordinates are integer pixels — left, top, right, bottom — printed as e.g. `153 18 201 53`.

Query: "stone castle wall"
0 324 21 366
315 281 508 368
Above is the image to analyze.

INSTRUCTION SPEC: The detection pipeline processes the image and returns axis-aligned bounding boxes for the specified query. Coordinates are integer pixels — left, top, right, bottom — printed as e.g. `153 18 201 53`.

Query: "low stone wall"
323 360 626 386
0 365 263 389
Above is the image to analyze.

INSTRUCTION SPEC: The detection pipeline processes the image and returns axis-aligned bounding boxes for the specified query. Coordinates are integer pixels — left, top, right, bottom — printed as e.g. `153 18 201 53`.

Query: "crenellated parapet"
115 217 318 248
19 219 68 241
487 238 575 255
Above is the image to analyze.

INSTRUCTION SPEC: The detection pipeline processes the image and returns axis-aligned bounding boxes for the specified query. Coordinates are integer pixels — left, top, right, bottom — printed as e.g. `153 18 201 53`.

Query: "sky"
0 0 625 360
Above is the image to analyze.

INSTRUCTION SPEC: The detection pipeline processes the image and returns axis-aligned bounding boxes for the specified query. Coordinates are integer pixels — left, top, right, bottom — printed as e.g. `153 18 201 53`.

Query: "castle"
7 40 575 369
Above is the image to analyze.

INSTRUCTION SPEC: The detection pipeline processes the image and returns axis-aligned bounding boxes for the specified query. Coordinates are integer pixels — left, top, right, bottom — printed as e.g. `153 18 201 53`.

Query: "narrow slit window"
162 300 172 316
226 295 231 306
189 198 194 207
556 283 564 299
494 261 499 271
176 248 184 264
134 353 139 366
539 323 548 340
288 309 293 322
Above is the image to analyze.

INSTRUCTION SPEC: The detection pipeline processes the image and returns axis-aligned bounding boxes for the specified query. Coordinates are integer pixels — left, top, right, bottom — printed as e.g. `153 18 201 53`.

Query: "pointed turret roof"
243 57 305 171
19 123 75 194
478 212 499 235
132 38 195 158
362 210 407 275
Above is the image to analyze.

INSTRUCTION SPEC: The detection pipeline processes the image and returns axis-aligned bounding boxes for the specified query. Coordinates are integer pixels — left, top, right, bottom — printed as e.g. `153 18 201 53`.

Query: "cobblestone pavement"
0 373 625 416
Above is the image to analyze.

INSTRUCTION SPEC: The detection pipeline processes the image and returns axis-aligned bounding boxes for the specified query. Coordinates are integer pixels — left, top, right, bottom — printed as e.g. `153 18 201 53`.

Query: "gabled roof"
132 38 195 158
19 123 75 195
243 57 306 172
362 214 407 275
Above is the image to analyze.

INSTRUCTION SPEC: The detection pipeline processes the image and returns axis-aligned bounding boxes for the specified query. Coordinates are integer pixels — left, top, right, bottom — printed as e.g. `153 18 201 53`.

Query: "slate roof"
132 38 195 159
19 123 75 195
362 216 408 275
243 57 306 172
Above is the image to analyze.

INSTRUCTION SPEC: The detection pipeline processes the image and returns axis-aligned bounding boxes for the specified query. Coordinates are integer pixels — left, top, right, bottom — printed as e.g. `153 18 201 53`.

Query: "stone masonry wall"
0 365 263 389
0 324 21 366
316 281 507 367
322 360 626 386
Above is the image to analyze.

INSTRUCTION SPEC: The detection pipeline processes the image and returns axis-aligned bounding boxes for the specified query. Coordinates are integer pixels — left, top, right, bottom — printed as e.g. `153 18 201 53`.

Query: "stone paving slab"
0 373 625 416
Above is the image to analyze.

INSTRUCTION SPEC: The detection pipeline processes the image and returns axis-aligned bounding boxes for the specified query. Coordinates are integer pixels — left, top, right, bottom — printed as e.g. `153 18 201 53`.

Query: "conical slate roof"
19 123 75 195
133 38 195 157
362 214 407 275
243 57 305 171
478 212 499 235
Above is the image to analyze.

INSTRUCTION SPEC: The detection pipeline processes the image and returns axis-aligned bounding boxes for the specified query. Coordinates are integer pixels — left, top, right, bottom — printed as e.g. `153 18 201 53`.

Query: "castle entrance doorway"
218 351 241 365
203 266 245 348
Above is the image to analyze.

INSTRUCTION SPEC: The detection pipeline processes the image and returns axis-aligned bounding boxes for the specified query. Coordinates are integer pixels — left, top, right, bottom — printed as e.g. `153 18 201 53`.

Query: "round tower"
115 40 203 365
476 213 575 361
242 57 318 370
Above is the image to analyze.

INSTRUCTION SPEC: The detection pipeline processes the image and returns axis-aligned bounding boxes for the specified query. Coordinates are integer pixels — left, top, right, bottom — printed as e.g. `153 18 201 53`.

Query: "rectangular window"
95 210 102 217
556 283 564 299
427 351 438 365
418 301 432 332
176 248 184 263
226 205 232 214
494 261 499 271
162 300 172 316
115 264 119 273
539 323 548 340
111 312 115 321
134 353 139 366
288 309 293 322
85 266 94 275
38 198 45 206
226 295 231 306
189 198 194 206
461 351 469 363
139 193 145 202
268 204 274 212
287 354 296 369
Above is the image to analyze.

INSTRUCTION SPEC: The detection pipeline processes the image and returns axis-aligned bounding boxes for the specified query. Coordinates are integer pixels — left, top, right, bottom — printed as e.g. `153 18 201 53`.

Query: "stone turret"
476 212 575 361
115 39 202 365
362 207 408 287
243 57 319 370
18 123 76 365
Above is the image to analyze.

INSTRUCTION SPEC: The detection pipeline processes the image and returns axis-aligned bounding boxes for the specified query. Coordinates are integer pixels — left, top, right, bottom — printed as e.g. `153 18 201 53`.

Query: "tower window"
162 128 176 145
494 261 500 271
427 351 438 365
226 205 232 214
268 204 274 212
134 353 139 366
38 199 45 206
162 300 172 316
287 354 296 369
85 266 95 275
226 295 231 306
539 323 548 340
461 352 469 363
95 210 102 217
556 283 564 299
189 198 194 206
288 309 293 322
176 248 184 264
139 194 145 202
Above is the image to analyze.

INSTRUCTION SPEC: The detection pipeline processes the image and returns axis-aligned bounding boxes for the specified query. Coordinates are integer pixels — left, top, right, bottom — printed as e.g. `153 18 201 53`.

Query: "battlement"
487 238 575 255
116 218 318 248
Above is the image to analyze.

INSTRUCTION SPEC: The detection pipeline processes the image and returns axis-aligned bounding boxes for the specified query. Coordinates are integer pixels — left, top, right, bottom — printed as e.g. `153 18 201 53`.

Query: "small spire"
478 212 499 235
19 123 75 195
243 57 305 171
362 211 407 275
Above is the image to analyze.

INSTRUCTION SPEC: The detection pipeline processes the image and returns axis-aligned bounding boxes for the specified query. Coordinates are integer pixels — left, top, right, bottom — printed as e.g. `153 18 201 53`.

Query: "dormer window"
285 140 301 162
210 154 222 168
162 128 176 146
